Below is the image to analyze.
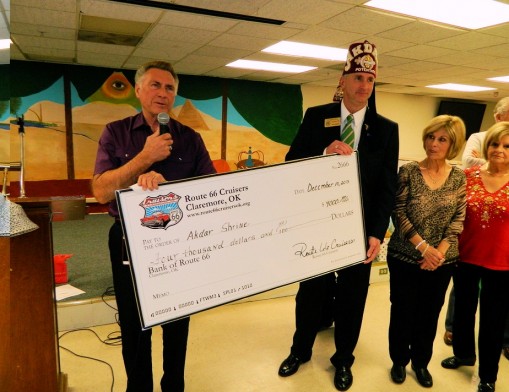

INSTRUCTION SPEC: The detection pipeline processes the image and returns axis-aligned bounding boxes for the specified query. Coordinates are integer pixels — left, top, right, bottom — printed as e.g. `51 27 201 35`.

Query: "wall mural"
6 61 303 181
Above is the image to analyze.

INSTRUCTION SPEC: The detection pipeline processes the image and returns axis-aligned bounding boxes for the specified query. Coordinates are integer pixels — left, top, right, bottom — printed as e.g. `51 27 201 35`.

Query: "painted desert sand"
9 100 290 181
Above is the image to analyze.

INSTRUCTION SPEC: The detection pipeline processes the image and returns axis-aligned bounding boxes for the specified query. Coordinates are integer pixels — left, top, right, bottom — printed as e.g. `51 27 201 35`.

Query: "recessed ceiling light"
488 76 509 83
364 0 509 29
262 41 348 61
0 39 11 50
427 83 496 92
226 60 316 73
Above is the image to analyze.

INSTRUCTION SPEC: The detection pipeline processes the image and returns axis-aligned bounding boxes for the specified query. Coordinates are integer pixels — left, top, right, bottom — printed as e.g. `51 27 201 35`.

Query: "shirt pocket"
162 155 196 180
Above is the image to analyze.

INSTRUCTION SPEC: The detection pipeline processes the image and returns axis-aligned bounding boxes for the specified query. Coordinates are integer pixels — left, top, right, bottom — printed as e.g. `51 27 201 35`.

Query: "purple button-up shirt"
94 112 216 216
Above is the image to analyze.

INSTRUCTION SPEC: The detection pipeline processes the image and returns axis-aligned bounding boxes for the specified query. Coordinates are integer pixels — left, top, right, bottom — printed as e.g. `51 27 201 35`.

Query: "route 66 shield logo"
139 192 183 229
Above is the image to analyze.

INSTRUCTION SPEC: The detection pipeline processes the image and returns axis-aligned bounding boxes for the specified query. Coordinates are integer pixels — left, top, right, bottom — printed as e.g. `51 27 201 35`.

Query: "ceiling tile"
11 24 75 40
321 7 413 35
147 24 222 45
173 0 273 16
7 0 509 102
192 45 253 60
132 43 198 63
80 0 160 22
77 40 134 55
429 31 506 51
14 0 75 12
11 5 75 28
287 25 363 47
207 33 274 51
472 42 509 58
159 10 238 32
14 35 74 50
24 46 75 62
259 0 352 25
226 21 301 41
378 20 465 44
173 60 221 75
387 44 454 61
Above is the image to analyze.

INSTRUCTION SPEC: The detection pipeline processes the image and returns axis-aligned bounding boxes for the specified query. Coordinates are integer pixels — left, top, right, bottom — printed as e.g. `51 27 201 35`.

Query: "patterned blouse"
459 166 509 270
388 161 466 265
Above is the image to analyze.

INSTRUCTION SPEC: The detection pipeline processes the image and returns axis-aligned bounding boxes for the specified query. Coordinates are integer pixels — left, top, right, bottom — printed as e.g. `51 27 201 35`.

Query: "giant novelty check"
116 153 366 329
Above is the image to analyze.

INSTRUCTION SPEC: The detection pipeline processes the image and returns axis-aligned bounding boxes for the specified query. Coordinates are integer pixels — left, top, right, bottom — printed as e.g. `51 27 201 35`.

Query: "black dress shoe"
478 382 495 392
441 356 476 369
390 364 406 384
411 365 433 388
334 366 353 391
278 354 307 377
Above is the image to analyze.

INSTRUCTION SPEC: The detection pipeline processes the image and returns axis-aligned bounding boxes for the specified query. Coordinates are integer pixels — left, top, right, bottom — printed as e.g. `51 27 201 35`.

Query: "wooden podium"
0 237 9 391
9 196 85 392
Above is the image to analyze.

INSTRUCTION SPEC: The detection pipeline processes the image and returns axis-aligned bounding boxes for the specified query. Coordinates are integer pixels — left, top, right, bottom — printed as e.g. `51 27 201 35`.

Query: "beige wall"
0 130 8 163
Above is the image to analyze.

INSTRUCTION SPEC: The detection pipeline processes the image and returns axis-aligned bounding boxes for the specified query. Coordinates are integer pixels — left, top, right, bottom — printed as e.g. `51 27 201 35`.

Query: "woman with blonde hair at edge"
441 121 509 392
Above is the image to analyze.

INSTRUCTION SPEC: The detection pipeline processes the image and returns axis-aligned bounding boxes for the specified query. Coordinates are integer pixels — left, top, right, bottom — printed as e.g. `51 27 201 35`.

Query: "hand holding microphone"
157 112 174 155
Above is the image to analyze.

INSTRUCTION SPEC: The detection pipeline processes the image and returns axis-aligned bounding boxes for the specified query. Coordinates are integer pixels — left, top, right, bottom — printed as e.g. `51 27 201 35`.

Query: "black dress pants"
109 221 189 392
388 256 453 368
290 262 371 368
453 262 509 384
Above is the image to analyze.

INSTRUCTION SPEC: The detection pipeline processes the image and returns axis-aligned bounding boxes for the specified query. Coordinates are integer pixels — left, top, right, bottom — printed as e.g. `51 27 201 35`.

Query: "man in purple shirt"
92 60 215 392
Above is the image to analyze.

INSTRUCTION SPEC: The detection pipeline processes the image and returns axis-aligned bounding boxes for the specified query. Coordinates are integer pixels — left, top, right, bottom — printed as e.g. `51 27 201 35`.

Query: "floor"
58 281 509 392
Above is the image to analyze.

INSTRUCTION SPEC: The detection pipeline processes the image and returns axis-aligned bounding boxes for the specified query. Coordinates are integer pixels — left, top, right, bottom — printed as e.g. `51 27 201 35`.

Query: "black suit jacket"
286 101 399 243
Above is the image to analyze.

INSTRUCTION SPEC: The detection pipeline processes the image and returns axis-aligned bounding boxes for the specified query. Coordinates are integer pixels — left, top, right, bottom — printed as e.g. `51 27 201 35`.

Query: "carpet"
53 213 114 301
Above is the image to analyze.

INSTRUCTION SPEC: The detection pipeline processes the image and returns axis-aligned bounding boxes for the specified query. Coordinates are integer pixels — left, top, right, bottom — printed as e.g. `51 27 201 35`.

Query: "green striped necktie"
342 114 354 147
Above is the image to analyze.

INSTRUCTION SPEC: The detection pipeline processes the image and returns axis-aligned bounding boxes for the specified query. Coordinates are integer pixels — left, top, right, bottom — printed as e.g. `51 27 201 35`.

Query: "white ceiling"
7 0 509 102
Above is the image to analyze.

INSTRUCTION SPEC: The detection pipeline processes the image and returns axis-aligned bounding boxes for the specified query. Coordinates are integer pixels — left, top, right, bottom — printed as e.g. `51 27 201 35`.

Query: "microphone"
157 112 171 135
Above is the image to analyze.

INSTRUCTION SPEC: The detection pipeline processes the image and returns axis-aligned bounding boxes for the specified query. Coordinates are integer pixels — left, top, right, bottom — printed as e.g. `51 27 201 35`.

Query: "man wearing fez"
278 41 399 391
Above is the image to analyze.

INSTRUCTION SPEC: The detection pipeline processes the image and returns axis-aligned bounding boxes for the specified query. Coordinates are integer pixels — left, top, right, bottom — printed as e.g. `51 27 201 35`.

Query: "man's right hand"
92 128 173 204
325 139 354 156
142 129 174 162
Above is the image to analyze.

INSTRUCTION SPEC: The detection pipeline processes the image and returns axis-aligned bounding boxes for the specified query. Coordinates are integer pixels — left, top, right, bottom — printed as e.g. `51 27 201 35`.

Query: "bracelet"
415 239 426 250
421 244 430 257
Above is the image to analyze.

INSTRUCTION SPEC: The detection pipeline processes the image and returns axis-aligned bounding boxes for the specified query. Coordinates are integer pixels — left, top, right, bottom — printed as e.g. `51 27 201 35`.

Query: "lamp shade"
0 196 39 237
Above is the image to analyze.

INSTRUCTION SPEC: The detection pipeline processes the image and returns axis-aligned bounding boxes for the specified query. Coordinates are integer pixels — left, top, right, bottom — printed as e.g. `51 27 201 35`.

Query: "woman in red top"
441 121 509 392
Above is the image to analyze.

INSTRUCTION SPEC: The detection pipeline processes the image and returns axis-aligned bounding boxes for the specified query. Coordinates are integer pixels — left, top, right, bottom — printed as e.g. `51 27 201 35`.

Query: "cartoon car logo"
139 193 183 229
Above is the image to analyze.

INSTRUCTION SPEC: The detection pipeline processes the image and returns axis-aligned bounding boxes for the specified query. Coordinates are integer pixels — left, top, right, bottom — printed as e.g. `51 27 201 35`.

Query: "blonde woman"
442 122 509 392
387 115 466 388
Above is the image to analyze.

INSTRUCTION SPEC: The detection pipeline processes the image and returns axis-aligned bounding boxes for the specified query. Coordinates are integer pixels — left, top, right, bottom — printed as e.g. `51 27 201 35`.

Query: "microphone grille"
157 112 170 125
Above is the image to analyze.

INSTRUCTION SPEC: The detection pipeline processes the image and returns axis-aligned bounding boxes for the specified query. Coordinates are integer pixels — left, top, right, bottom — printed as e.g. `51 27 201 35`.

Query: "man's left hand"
137 170 166 191
364 236 381 264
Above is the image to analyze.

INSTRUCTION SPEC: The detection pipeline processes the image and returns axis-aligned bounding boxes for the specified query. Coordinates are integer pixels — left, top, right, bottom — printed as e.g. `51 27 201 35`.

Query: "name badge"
325 117 341 128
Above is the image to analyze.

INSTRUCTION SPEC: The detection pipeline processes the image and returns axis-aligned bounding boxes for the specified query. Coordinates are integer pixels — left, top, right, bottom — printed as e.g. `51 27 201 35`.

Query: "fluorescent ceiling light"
0 39 11 50
427 83 496 92
262 41 348 61
226 60 316 73
488 76 509 83
364 0 509 29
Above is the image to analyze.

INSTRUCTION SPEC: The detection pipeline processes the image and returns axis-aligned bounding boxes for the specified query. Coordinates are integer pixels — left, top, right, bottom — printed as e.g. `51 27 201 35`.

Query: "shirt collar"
132 112 152 132
340 101 367 126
